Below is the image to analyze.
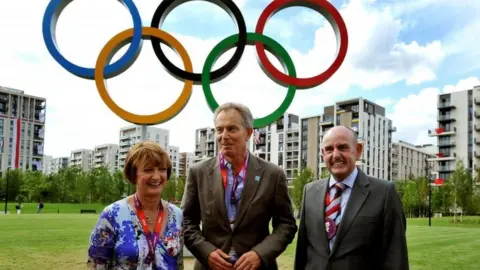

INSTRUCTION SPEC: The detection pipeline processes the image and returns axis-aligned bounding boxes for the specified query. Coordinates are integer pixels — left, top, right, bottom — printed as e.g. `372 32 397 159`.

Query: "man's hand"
207 249 233 270
234 251 261 270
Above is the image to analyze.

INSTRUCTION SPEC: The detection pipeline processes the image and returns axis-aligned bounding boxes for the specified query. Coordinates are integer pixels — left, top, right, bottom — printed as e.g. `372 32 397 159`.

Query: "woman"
87 141 183 269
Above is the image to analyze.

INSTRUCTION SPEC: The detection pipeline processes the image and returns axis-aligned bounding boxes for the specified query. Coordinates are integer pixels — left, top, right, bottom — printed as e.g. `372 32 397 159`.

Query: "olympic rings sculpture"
42 0 348 128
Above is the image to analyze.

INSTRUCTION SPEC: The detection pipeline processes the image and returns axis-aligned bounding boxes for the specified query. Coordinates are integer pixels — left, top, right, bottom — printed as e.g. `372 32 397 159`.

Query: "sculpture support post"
141 125 147 142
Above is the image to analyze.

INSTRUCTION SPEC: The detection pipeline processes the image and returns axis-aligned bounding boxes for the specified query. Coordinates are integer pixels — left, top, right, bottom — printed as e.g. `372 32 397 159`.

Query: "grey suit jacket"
294 169 409 270
182 152 297 270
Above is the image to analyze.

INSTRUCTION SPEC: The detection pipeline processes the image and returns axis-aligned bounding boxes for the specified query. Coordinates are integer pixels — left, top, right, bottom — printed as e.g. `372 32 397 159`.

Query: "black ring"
150 0 247 84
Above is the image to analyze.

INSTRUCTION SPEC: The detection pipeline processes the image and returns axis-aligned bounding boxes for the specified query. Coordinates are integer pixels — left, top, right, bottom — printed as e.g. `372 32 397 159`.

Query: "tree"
175 176 186 203
162 173 176 202
450 160 473 221
291 167 314 213
402 180 418 218
416 177 429 217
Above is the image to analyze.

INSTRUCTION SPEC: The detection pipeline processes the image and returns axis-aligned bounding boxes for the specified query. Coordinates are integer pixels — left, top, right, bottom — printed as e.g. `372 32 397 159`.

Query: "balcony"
428 152 456 161
286 137 299 142
476 111 480 118
438 114 456 122
438 102 456 110
428 127 456 137
438 166 454 172
475 98 480 105
438 140 455 147
389 126 397 132
319 117 333 125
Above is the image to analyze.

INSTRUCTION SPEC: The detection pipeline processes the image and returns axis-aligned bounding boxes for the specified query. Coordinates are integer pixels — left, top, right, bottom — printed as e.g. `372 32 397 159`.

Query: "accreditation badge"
325 217 336 239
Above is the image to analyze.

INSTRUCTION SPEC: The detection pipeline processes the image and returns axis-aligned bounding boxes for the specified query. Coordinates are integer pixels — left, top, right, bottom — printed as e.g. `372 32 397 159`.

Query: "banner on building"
11 118 21 169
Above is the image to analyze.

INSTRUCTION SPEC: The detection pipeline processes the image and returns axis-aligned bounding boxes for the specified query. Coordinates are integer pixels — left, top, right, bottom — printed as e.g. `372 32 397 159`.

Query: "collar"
329 166 358 189
220 150 249 177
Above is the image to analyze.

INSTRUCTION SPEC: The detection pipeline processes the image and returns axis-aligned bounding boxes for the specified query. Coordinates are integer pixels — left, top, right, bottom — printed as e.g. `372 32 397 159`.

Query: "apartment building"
300 97 395 180
93 144 119 172
250 113 300 182
118 125 169 169
43 155 52 175
194 127 217 159
179 152 195 178
167 145 180 177
0 86 46 172
428 85 480 183
70 149 93 171
391 141 436 180
49 157 69 174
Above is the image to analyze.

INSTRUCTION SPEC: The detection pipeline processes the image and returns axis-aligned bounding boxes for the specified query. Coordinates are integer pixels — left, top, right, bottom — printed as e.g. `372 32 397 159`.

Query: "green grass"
0 204 479 270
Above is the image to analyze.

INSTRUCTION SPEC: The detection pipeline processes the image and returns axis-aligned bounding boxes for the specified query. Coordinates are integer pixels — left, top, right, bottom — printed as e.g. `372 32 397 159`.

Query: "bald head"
323 126 358 145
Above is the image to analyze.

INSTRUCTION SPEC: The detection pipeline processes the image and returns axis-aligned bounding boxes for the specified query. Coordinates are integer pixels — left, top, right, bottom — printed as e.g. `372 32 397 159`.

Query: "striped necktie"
324 182 346 239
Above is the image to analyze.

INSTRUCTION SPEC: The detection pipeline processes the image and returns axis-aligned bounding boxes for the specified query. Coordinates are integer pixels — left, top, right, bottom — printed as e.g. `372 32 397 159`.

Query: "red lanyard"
219 153 249 203
133 193 164 265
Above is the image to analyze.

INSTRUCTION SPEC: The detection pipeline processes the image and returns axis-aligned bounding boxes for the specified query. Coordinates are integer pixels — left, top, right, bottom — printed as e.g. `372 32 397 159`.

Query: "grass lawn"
0 203 479 269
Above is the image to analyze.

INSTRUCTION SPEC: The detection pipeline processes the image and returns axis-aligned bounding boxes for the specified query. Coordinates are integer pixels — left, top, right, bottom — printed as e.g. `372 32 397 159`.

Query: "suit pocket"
203 199 215 217
355 216 378 224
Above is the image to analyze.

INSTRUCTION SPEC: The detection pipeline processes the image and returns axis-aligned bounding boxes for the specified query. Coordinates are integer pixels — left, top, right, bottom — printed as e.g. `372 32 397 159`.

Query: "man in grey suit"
182 102 297 270
294 126 409 270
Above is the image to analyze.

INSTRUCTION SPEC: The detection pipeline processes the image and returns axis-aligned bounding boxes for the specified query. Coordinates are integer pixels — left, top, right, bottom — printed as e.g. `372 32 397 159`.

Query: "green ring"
202 32 297 128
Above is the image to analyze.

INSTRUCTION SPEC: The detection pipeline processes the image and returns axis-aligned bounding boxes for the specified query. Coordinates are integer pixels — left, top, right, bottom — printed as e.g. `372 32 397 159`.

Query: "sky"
0 0 479 158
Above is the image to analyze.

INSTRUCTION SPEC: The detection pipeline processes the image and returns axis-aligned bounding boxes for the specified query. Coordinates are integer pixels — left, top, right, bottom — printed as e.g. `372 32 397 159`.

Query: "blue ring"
41 0 143 79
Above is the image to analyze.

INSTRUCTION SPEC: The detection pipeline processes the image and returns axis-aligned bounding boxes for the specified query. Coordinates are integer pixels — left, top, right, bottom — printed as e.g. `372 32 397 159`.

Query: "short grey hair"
213 102 254 129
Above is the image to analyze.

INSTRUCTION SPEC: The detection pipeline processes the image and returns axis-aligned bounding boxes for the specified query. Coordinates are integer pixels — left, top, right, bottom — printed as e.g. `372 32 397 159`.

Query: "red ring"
255 0 348 89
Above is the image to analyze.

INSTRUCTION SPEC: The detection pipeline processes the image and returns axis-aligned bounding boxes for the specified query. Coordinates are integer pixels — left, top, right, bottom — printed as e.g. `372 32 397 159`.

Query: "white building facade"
70 149 93 171
93 144 119 172
391 141 436 180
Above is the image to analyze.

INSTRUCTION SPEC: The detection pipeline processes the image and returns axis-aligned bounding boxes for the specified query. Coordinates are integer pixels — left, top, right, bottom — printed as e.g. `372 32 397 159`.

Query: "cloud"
389 76 480 146
443 77 480 94
341 0 445 88
374 97 394 107
0 0 452 157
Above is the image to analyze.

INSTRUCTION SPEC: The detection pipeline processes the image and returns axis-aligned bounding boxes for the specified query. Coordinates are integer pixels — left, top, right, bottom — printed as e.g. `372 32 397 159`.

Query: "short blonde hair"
123 141 172 184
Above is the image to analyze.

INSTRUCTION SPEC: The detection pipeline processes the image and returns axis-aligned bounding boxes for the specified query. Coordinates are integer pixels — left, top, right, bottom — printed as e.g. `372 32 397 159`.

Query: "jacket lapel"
233 152 264 230
208 157 230 228
314 178 330 254
330 169 370 256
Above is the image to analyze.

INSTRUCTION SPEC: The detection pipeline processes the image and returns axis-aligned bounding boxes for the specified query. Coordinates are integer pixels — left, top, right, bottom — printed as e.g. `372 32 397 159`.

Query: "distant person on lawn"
87 141 184 269
37 201 44 214
16 202 22 214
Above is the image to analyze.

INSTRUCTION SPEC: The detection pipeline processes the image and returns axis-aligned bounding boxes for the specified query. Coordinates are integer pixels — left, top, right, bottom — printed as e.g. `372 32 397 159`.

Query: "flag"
11 118 21 169
434 178 444 185
254 129 261 144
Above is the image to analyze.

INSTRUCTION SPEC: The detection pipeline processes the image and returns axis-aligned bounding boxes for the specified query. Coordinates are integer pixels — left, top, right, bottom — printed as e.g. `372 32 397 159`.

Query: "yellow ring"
95 27 193 125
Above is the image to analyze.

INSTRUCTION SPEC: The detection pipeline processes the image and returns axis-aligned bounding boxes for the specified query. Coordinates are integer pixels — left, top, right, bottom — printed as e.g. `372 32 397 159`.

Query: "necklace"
146 215 153 224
